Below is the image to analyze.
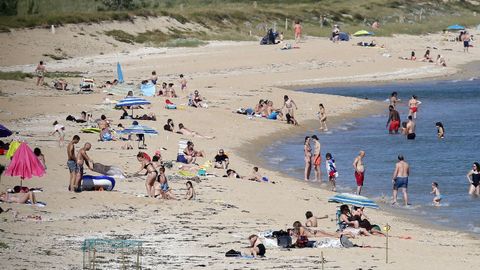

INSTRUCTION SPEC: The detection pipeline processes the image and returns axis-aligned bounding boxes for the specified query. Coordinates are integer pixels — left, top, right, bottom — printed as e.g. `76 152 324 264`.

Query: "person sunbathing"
224 169 241 178
351 206 385 236
183 141 205 164
177 123 215 139
248 235 266 257
339 204 371 237
254 99 266 115
0 191 37 204
134 113 156 121
247 166 263 182
164 119 174 132
54 78 68 90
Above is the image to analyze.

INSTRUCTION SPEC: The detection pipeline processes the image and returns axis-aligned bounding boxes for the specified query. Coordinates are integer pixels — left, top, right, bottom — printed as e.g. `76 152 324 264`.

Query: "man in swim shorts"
66 135 80 192
406 116 416 140
311 135 322 183
75 142 94 192
353 151 366 195
392 155 410 206
386 105 401 134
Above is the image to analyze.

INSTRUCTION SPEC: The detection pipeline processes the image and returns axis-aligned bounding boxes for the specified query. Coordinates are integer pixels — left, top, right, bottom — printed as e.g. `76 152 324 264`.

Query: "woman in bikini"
408 95 420 119
318 103 328 131
467 162 480 196
0 191 37 204
282 95 297 119
35 61 46 86
304 136 312 181
339 205 370 237
136 152 158 197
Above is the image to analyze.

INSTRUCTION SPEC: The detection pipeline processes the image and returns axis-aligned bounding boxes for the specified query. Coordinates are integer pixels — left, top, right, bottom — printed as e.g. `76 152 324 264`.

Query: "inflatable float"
82 175 115 191
81 127 101 134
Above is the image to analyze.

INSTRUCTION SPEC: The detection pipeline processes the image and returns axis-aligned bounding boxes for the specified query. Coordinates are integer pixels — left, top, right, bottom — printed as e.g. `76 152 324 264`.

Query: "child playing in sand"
51 121 65 147
431 182 442 206
326 153 338 191
185 181 196 200
154 166 175 200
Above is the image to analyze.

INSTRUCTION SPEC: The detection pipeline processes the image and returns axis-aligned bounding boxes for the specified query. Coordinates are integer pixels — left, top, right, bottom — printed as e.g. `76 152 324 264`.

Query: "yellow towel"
6 141 21 159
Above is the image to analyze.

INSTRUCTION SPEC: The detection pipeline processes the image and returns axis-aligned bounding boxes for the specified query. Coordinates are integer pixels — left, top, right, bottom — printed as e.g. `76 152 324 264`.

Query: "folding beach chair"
176 139 189 163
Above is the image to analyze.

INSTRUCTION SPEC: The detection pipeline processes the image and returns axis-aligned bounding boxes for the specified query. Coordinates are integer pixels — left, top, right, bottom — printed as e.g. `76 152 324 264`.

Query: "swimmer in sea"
386 105 401 134
467 162 480 196
430 182 442 206
406 116 416 140
408 95 421 119
389 91 400 108
436 122 445 139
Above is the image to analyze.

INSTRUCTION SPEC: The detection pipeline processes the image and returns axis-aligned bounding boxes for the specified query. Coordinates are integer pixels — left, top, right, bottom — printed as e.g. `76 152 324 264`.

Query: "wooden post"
385 223 390 264
122 245 126 270
285 18 288 31
92 248 96 270
321 251 325 270
136 244 142 270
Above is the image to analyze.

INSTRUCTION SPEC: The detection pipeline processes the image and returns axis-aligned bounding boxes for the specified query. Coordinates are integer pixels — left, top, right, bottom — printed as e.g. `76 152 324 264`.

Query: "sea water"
262 79 480 234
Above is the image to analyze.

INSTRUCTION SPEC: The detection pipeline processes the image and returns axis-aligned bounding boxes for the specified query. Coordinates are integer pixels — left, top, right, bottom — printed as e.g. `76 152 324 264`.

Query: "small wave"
268 156 286 163
467 224 480 234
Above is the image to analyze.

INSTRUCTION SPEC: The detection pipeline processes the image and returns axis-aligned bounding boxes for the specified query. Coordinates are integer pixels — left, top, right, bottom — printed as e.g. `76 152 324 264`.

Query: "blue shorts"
67 160 77 173
394 177 408 189
176 154 188 164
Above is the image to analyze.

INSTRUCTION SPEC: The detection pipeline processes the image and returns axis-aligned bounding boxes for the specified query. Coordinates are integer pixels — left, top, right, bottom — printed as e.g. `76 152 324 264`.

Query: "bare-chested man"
67 135 80 191
311 135 322 183
392 155 410 206
408 95 420 119
386 105 401 134
406 116 416 140
75 143 94 192
353 151 366 195
389 91 400 108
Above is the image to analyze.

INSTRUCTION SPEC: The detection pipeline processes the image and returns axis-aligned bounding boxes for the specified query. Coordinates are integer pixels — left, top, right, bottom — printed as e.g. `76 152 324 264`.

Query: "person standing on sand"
282 95 297 119
75 143 93 192
304 136 312 181
180 74 187 92
311 135 322 183
406 116 416 140
67 135 80 192
35 61 46 86
294 20 302 43
353 151 366 195
392 155 410 206
318 104 328 131
386 105 401 134
462 32 471 53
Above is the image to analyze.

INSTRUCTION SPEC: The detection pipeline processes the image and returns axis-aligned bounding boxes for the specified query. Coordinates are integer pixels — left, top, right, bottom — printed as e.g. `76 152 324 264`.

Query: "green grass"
0 241 8 249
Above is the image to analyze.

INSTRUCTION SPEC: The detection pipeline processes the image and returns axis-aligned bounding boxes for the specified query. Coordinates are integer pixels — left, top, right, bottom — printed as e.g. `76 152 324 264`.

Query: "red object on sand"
142 152 151 161
165 99 174 105
4 142 45 180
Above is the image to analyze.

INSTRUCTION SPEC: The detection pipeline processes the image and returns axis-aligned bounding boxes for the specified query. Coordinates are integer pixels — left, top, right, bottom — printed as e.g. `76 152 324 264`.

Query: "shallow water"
263 79 480 234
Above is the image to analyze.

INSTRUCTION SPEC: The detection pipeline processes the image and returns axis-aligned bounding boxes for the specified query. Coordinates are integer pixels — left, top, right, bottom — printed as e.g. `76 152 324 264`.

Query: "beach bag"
225 249 242 257
295 235 309 248
340 235 356 248
277 235 292 248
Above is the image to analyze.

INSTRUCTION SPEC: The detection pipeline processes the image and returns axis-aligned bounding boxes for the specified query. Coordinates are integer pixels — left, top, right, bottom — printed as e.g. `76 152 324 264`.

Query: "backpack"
225 249 242 257
277 235 292 248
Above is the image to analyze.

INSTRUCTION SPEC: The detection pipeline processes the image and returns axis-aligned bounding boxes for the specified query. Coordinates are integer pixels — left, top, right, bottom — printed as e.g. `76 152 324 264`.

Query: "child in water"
431 182 442 206
325 153 338 192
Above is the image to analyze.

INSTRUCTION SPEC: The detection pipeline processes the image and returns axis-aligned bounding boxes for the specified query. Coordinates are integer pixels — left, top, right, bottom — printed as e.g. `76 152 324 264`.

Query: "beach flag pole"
384 223 391 264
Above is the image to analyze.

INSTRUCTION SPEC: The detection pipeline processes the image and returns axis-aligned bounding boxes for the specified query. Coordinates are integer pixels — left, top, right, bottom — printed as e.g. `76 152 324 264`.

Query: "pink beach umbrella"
4 142 45 186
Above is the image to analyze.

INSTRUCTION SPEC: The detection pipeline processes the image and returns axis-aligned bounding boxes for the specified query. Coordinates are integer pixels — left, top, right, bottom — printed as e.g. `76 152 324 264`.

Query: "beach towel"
6 140 21 159
140 83 156 97
92 163 125 179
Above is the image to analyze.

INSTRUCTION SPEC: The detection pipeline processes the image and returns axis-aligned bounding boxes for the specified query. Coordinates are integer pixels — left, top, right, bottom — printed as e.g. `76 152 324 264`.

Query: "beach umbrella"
119 122 158 148
4 142 45 186
328 193 379 209
353 30 374 37
117 62 124 84
115 97 151 116
0 124 12 138
446 24 465 31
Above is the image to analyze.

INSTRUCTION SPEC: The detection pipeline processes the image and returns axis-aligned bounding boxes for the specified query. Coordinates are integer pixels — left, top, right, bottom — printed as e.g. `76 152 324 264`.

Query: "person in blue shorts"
392 155 410 206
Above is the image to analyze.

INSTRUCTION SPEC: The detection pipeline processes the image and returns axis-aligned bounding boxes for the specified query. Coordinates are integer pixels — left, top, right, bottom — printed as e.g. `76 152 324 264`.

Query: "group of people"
401 50 447 67
386 92 424 140
150 73 187 98
238 95 299 125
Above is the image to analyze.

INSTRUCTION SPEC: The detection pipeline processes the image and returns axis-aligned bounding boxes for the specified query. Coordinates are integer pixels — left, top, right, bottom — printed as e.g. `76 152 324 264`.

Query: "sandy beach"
1 22 479 269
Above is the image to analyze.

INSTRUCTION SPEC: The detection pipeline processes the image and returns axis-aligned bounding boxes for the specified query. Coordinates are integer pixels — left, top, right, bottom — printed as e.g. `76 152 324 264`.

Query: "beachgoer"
408 95 420 119
35 61 46 86
386 105 401 134
318 104 328 131
214 149 229 169
282 95 297 118
294 20 302 43
406 116 416 140
159 82 167 96
190 90 205 108
154 166 175 199
247 166 262 182
392 155 410 206
136 152 158 197
98 115 113 141
305 211 328 227
0 191 37 204
180 74 187 92
410 51 416 61
67 135 80 191
331 24 340 42
304 136 312 181
254 99 266 115
183 141 205 164
75 143 93 192
339 205 371 236
351 206 385 236
166 83 177 98
436 55 447 67
185 181 196 200
164 119 174 132
353 151 366 195
462 32 471 53
466 162 480 196
293 221 336 244
51 121 65 147
225 169 241 178
431 182 442 206
325 153 337 191
311 135 322 183
248 235 266 257
33 147 46 170
420 50 433 62
436 122 445 139
389 92 400 108
177 123 215 139
151 71 158 84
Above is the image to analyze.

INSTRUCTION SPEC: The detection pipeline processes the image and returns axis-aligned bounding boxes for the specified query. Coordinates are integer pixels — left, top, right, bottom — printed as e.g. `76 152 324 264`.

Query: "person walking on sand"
353 151 366 195
66 135 80 192
311 135 322 183
466 162 480 196
386 105 401 134
51 121 65 147
180 74 187 92
406 116 416 140
325 153 337 191
294 20 302 43
35 61 46 86
304 136 312 181
318 104 328 131
462 32 471 53
392 155 410 206
75 143 94 192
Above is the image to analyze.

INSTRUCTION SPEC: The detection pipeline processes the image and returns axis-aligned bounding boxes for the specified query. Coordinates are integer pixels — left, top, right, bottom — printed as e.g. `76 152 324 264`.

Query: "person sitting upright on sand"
305 211 328 227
